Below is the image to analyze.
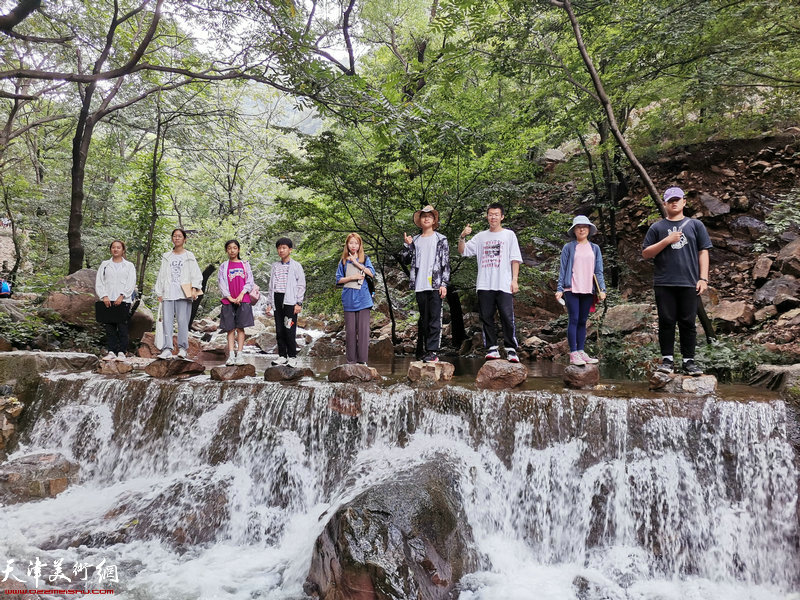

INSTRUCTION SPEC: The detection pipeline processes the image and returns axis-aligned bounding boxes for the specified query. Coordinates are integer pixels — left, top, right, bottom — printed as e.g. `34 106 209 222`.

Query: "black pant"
477 290 517 349
104 320 130 354
416 290 442 354
273 292 298 358
654 286 698 359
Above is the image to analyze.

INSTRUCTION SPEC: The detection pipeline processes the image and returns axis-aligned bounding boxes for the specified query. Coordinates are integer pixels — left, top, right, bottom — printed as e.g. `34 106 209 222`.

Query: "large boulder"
707 300 755 331
696 192 730 218
264 365 314 382
408 361 455 383
753 276 800 307
0 298 27 322
368 336 395 361
97 360 134 375
475 360 527 389
563 364 600 389
649 372 717 394
210 364 256 381
305 460 479 600
309 334 347 358
129 303 155 342
777 237 800 277
42 268 98 327
144 358 206 378
0 452 79 504
600 303 651 335
328 364 380 383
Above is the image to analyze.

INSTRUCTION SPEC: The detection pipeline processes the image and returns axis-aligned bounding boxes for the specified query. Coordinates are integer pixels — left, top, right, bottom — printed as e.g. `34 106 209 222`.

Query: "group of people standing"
94 185 711 377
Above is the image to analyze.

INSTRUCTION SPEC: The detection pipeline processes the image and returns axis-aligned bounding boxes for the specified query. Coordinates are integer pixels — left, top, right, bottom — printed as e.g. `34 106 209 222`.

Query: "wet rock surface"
649 371 718 394
210 364 257 381
407 360 455 383
328 363 380 383
263 365 314 382
563 363 600 389
0 452 79 504
306 460 479 600
144 357 206 378
0 351 100 404
475 360 527 389
97 360 134 375
0 395 23 459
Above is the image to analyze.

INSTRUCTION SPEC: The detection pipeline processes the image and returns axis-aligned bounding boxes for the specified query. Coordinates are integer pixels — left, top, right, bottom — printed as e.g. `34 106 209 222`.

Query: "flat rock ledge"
144 357 206 378
97 360 134 375
475 360 527 390
211 364 257 381
264 365 314 382
328 363 380 383
563 363 600 389
0 452 79 505
408 360 455 383
749 363 800 392
649 371 718 394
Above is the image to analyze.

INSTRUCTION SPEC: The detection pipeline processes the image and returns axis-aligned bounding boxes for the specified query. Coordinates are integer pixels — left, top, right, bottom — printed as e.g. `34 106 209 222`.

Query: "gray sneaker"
158 348 173 360
683 359 703 376
657 358 674 373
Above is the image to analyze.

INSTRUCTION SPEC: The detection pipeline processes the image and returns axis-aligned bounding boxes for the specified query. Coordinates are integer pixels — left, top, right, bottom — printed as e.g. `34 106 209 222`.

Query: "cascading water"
1 372 797 599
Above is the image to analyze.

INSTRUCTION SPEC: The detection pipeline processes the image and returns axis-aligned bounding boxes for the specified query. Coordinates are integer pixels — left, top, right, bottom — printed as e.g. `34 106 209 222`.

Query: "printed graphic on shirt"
228 266 245 281
668 225 688 250
480 240 503 269
170 259 183 283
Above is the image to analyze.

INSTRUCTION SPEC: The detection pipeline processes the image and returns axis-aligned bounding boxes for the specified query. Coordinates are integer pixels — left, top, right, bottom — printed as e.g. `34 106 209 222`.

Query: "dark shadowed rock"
777 238 800 278
368 336 395 361
600 303 651 335
128 304 155 342
749 363 800 392
0 452 79 504
475 360 527 389
563 364 600 389
305 460 479 600
697 193 730 217
774 293 800 312
211 364 257 381
649 371 717 394
408 361 455 383
264 365 314 382
0 336 12 352
309 334 347 358
144 358 206 378
97 360 134 375
730 215 767 238
707 300 755 331
0 298 27 322
253 332 277 353
328 364 380 383
754 276 800 307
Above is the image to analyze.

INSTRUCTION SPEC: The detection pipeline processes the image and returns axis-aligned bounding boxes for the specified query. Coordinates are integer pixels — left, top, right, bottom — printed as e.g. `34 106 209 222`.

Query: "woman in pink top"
555 216 607 366
218 239 255 365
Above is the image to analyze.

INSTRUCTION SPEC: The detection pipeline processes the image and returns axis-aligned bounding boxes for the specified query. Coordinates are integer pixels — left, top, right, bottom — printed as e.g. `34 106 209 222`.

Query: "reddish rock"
211 364 257 381
42 268 97 326
563 364 600 389
754 277 800 306
0 336 11 352
309 335 346 358
649 371 717 394
0 452 79 504
751 255 773 282
475 360 527 390
144 358 206 378
137 332 202 359
263 365 313 382
754 305 778 322
97 360 134 375
368 336 395 360
407 361 455 383
707 300 755 331
328 364 380 383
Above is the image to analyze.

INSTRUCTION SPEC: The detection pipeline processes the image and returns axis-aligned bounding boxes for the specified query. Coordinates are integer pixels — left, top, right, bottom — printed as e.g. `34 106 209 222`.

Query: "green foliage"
0 312 103 353
694 337 784 383
753 188 800 252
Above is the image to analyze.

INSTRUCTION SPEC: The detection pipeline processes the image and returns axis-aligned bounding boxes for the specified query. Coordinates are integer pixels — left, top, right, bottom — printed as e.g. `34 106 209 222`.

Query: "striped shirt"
273 262 290 293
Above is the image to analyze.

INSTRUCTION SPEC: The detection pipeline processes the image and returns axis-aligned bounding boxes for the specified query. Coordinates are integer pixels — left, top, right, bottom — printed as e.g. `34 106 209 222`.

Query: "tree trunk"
139 105 163 290
67 82 97 274
2 184 22 283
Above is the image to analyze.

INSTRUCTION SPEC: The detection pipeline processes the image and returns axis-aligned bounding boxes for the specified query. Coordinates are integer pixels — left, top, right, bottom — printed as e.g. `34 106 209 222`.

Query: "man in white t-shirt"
458 202 523 362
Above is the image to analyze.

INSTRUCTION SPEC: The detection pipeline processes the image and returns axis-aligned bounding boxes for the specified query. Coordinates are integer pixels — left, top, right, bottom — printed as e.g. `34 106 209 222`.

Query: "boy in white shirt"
458 202 522 362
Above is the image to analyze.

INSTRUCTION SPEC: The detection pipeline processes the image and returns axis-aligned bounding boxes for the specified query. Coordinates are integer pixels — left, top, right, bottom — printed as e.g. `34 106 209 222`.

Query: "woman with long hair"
335 233 375 364
154 228 203 359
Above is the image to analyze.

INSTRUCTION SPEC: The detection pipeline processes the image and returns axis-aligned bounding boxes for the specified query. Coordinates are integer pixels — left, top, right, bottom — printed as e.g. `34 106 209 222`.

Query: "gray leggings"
344 308 371 364
161 299 192 350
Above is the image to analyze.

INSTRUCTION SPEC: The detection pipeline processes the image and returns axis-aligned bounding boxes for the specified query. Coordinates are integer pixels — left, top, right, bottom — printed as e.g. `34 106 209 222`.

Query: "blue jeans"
564 291 593 352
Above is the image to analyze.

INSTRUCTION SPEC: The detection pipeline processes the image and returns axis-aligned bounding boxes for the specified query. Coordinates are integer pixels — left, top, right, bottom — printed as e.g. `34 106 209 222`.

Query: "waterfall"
1 373 797 600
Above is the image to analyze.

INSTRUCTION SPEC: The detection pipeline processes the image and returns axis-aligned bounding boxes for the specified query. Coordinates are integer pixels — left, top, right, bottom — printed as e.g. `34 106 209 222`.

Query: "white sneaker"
578 350 599 364
102 351 116 361
116 352 126 361
271 356 287 366
485 346 500 360
569 351 586 366
285 358 296 368
177 348 188 359
505 348 520 363
225 352 236 366
158 348 173 360
235 353 245 366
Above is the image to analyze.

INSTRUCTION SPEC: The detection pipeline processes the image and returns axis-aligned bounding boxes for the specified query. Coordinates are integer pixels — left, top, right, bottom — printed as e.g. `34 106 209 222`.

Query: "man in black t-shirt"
642 187 712 376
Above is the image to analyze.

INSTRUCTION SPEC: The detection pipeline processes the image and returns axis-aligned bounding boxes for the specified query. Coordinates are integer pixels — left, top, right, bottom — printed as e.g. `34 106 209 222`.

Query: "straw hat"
413 205 440 229
567 215 597 238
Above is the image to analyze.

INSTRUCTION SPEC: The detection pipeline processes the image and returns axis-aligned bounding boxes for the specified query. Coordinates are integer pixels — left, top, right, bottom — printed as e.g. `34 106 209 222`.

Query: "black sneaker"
683 359 703 376
657 358 674 373
422 352 439 363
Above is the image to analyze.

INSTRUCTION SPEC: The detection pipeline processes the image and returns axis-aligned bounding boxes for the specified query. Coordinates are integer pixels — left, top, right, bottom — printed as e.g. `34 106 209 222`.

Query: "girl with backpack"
95 240 137 361
335 232 375 365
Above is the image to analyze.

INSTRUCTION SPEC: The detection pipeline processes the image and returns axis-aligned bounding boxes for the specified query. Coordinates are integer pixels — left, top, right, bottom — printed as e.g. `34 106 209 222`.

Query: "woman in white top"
153 228 203 359
95 240 137 361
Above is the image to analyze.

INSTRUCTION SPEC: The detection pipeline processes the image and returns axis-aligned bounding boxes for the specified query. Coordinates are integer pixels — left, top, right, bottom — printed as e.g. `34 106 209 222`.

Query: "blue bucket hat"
567 215 597 239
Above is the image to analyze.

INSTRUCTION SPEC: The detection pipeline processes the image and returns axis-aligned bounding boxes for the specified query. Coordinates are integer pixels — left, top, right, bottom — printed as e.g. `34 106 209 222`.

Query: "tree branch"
0 0 40 33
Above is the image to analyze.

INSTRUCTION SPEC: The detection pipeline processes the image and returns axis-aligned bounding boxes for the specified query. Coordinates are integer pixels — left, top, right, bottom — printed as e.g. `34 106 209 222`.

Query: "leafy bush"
0 312 103 353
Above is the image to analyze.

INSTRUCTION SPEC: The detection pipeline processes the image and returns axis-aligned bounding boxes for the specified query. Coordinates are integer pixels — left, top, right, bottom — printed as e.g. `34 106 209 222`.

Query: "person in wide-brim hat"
413 205 440 230
567 215 597 238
